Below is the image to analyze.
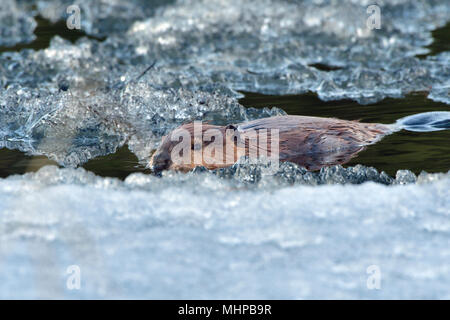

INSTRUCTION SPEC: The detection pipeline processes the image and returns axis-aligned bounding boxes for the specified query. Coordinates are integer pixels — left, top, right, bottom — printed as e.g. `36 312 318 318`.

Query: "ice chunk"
394 170 417 185
211 159 395 186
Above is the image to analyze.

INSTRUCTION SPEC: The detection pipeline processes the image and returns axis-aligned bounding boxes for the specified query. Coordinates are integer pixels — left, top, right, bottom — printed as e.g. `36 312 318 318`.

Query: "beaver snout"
150 150 171 173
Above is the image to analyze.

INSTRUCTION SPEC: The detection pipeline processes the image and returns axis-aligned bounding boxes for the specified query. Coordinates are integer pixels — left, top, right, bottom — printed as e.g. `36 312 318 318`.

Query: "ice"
28 0 172 37
2 0 450 164
0 0 37 47
210 159 395 186
118 0 450 103
427 54 450 104
0 1 449 166
0 165 449 299
0 33 288 165
0 0 450 299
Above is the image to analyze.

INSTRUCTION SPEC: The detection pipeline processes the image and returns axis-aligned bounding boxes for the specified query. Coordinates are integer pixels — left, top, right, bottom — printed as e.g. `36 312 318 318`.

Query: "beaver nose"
152 162 169 173
150 152 171 173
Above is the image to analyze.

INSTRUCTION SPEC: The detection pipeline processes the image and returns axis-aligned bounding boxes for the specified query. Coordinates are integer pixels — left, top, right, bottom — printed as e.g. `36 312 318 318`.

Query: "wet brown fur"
149 115 392 172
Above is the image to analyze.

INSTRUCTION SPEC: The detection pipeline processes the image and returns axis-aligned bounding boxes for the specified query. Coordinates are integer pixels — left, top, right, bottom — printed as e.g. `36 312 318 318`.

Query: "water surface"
240 92 450 176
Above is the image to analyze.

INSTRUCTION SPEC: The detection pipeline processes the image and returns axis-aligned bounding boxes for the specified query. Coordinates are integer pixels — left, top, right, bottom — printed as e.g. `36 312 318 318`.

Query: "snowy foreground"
0 165 449 299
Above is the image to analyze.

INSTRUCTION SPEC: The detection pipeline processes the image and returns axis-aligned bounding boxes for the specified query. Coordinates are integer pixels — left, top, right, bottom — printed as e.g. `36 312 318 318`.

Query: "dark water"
0 18 449 179
82 146 151 179
0 148 58 179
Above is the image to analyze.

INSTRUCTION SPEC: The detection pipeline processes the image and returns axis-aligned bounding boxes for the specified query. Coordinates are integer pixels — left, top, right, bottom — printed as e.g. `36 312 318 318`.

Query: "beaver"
149 112 450 173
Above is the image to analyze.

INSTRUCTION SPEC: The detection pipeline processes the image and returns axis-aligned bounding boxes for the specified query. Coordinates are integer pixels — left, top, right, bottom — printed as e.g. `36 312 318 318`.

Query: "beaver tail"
394 111 450 132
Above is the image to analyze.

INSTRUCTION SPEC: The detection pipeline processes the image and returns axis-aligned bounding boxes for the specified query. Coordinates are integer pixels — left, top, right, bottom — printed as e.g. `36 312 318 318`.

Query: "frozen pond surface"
0 0 449 298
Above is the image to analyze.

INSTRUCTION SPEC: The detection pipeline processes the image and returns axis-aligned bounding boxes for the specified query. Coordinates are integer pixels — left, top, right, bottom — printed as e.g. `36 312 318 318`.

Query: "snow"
0 165 449 299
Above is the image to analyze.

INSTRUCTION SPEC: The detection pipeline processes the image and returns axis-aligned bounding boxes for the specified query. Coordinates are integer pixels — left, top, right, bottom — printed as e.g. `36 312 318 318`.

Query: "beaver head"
149 122 241 173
